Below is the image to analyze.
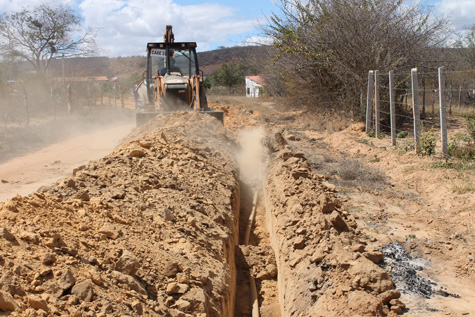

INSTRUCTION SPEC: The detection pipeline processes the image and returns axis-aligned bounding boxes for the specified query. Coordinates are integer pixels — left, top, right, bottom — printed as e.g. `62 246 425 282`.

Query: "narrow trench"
234 180 281 317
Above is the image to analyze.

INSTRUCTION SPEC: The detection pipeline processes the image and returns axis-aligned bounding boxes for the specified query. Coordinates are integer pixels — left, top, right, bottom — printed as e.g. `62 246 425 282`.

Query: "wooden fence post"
411 68 421 152
23 87 29 127
389 71 396 146
374 70 380 137
439 67 448 157
366 70 374 133
50 86 56 120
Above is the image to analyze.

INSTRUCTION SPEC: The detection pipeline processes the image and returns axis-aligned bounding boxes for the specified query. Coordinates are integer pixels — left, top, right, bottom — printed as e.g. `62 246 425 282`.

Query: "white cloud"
237 36 273 47
0 0 258 56
79 0 256 56
436 0 475 30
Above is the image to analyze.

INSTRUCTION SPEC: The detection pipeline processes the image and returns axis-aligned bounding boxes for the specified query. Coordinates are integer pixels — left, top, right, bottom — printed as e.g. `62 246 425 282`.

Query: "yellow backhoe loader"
134 25 223 126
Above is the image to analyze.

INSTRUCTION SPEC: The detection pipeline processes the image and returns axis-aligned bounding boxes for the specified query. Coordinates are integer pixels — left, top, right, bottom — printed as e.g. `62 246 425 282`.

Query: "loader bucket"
136 111 224 127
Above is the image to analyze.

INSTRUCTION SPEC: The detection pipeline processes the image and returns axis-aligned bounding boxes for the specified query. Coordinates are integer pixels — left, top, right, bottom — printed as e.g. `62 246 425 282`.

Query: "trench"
234 182 281 317
233 127 281 317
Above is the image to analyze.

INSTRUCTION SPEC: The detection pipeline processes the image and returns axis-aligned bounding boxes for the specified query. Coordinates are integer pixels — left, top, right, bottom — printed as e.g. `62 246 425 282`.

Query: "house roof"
246 75 266 86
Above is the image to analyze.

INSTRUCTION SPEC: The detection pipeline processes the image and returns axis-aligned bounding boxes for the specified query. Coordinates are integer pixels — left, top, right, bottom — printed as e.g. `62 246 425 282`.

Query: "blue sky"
0 0 473 57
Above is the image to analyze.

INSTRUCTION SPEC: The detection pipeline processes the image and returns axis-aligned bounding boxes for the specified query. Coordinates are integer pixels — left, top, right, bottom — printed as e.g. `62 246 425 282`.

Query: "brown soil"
0 98 473 316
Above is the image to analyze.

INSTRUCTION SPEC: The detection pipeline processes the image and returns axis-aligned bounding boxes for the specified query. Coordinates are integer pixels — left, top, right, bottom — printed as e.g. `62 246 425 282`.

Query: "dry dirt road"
0 122 135 202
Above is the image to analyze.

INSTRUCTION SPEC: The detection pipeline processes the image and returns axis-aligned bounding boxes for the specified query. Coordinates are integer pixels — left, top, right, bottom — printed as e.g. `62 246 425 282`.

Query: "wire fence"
0 79 130 129
366 67 475 159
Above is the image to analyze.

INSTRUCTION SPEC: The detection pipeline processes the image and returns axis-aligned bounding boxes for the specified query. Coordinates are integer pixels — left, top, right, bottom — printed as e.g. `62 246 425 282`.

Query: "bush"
465 113 475 140
419 128 436 156
448 133 475 160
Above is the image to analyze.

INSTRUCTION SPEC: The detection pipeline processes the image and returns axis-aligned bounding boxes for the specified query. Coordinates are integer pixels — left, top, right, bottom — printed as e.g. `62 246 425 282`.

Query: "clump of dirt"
264 131 403 316
0 112 240 316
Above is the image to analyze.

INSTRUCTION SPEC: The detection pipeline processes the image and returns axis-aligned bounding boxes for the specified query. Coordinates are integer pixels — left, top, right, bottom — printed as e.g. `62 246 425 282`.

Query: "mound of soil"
0 112 240 316
264 132 402 316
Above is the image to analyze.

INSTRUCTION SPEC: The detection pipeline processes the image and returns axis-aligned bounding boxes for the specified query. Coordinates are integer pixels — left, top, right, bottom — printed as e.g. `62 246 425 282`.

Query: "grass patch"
452 181 475 194
432 160 475 171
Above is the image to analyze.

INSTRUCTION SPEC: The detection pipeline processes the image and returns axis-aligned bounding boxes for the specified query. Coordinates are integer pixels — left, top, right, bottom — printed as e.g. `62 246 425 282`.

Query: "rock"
347 290 384 316
389 298 405 311
310 250 325 263
363 251 384 264
111 271 147 295
139 141 152 149
61 247 78 257
322 181 336 192
163 262 181 277
378 289 401 305
166 282 189 295
291 168 309 179
329 211 349 232
0 273 25 296
66 178 76 188
88 269 103 286
28 295 49 311
43 253 57 265
256 270 271 280
174 299 191 311
0 228 16 242
2 200 18 212
181 288 207 313
159 208 176 222
115 250 140 276
0 290 19 311
351 244 366 253
266 264 278 278
130 149 146 158
131 300 144 315
40 268 53 277
286 134 300 141
72 165 86 176
98 224 119 240
44 234 64 248
77 191 90 201
59 269 76 290
319 194 337 213
71 279 94 302
19 231 39 243
293 236 305 249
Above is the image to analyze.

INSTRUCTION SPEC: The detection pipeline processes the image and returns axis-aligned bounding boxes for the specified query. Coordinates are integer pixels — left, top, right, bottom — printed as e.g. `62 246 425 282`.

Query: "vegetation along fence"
366 67 475 159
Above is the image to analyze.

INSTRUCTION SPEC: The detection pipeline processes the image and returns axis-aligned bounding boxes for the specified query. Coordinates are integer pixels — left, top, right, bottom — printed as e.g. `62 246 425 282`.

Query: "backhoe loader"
134 25 223 126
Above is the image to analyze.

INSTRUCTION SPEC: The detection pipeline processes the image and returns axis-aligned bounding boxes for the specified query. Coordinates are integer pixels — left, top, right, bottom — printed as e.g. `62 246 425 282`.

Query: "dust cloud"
235 127 268 187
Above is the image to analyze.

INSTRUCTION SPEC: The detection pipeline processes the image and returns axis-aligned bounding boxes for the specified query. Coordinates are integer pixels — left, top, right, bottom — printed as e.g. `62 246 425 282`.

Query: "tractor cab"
134 25 223 126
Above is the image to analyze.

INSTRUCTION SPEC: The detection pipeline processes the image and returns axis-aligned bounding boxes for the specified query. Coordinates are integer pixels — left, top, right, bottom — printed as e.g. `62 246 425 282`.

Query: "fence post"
50 86 56 120
23 87 29 127
366 70 374 133
411 68 421 152
374 70 380 137
439 67 448 157
389 71 396 146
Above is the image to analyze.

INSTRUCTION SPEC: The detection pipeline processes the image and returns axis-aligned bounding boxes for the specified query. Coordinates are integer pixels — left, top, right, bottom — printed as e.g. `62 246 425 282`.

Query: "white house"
245 75 266 97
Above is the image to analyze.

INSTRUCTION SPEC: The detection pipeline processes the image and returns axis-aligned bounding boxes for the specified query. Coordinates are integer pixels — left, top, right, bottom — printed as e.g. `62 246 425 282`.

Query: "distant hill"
41 45 268 80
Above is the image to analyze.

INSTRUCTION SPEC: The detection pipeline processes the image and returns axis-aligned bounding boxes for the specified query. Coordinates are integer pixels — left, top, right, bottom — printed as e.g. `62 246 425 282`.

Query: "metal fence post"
389 71 396 146
374 70 380 137
439 67 448 157
366 70 374 133
411 68 421 152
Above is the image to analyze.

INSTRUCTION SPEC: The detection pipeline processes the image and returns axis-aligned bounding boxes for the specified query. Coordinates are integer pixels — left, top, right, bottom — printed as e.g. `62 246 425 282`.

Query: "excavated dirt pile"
264 132 403 317
0 112 240 316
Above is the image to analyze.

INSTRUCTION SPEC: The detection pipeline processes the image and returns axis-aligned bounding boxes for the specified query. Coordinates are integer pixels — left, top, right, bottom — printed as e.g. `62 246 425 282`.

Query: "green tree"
209 63 246 88
0 4 97 73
